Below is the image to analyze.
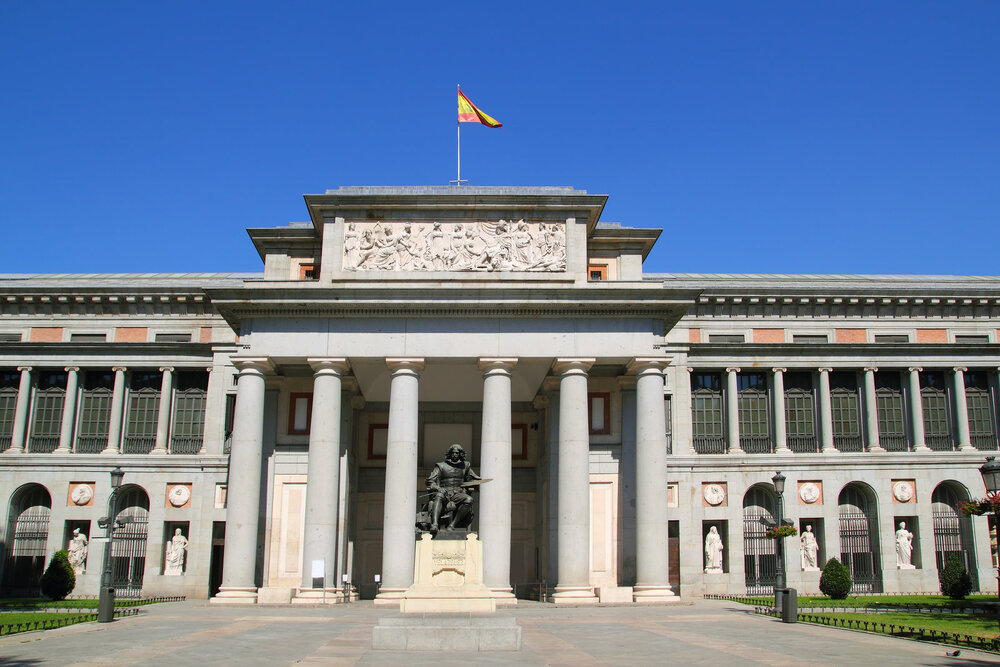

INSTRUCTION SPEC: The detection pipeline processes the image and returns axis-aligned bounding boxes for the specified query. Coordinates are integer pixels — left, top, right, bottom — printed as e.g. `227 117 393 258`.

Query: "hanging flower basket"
765 525 798 540
958 493 1000 516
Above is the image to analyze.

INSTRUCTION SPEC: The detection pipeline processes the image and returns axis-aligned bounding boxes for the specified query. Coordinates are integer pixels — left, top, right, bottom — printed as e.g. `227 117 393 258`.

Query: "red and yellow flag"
458 88 502 128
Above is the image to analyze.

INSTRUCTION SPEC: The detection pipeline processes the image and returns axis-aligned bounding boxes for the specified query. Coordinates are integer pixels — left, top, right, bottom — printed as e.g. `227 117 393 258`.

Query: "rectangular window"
708 334 745 343
299 264 318 280
956 334 990 344
691 372 725 453
76 371 114 454
70 333 107 342
223 393 236 454
830 372 862 452
793 334 829 343
920 371 953 451
124 371 161 454
511 423 528 460
784 371 816 453
155 333 193 343
0 333 22 342
588 392 611 434
587 264 607 281
737 372 770 453
875 371 907 451
29 370 67 453
965 371 997 450
0 370 19 451
288 392 312 435
171 371 208 454
875 334 909 343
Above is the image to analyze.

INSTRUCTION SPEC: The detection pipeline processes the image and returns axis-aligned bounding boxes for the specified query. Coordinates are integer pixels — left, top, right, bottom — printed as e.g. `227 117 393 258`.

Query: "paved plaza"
1 599 998 666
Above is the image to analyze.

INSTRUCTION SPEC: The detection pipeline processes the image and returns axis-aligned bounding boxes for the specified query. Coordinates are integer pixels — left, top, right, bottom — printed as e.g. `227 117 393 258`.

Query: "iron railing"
925 434 956 452
834 435 864 452
0 435 10 452
27 436 59 453
740 435 773 454
121 436 155 454
169 436 203 454
972 433 999 450
880 434 909 452
839 508 883 593
74 436 107 454
787 436 819 453
693 435 727 454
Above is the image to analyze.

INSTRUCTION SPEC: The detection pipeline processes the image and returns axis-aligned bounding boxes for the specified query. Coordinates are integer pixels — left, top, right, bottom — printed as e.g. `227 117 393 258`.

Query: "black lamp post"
97 467 124 623
979 457 1000 628
772 472 787 598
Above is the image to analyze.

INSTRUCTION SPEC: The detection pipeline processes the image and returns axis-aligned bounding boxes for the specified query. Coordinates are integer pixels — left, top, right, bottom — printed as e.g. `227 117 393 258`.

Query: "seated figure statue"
416 444 482 534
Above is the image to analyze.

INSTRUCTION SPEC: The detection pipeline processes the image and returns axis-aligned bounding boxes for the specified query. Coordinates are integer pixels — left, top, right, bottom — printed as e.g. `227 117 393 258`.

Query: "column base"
490 587 517 606
728 449 746 455
291 587 346 604
633 585 680 604
211 587 258 604
548 586 598 604
53 446 71 454
149 448 168 456
2 448 23 455
914 445 932 452
821 447 839 454
374 588 406 606
774 447 793 456
867 445 886 452
959 444 976 451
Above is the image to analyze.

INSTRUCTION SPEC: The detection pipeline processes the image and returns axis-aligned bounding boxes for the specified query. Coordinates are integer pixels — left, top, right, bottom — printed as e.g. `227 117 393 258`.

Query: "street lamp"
978 457 1000 630
770 471 797 623
97 467 124 623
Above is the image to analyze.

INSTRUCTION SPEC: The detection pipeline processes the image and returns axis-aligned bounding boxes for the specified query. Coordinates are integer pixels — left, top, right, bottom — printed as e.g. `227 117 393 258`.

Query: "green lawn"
0 612 95 624
805 611 1000 639
737 594 999 609
0 597 174 609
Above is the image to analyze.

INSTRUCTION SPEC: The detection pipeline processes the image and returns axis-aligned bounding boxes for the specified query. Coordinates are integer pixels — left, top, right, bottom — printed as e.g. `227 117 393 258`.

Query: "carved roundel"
892 481 915 503
703 484 726 506
798 483 821 504
70 484 94 506
168 485 191 508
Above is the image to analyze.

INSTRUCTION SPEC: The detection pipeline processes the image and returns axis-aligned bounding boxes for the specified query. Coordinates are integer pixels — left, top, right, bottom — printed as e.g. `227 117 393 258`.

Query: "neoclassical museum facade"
1 186 999 603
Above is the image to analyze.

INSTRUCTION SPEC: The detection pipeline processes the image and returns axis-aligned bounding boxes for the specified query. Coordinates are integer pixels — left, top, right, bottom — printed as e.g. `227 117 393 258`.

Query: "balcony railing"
28 435 59 453
787 436 819 453
74 435 108 454
0 435 10 452
740 434 773 454
693 435 727 454
169 436 203 455
121 436 155 454
880 434 909 452
834 435 864 453
925 434 956 452
972 433 999 451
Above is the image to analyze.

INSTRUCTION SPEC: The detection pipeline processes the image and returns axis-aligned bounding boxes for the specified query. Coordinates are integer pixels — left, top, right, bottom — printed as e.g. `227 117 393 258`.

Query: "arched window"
838 483 883 593
932 482 977 590
111 485 150 598
743 485 777 594
4 484 51 594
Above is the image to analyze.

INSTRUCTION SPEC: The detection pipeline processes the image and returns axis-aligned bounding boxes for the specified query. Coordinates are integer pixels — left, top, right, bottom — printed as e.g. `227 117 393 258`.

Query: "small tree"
40 550 76 601
940 554 973 600
819 557 852 599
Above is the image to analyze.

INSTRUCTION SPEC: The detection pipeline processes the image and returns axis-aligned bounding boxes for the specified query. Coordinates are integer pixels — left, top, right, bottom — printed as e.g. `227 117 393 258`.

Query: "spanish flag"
458 88 502 128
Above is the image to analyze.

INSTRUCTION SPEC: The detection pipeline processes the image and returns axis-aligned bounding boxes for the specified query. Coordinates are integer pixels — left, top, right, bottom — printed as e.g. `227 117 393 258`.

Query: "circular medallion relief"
168 485 191 507
798 483 820 504
892 481 914 503
703 484 726 506
70 484 93 506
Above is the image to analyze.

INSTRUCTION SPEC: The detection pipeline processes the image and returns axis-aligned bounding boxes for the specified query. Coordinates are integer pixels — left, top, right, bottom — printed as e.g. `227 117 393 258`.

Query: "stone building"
1 186 997 603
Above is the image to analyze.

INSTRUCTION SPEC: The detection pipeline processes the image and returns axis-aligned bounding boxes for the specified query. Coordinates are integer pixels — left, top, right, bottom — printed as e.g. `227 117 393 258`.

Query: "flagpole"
456 84 461 186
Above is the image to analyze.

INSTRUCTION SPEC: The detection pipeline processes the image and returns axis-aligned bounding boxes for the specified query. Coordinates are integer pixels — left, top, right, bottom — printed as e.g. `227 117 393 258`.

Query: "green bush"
819 557 852 599
939 555 973 600
39 550 76 601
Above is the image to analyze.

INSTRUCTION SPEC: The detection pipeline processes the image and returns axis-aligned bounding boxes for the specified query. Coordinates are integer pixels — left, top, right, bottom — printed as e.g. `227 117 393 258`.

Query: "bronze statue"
416 444 485 535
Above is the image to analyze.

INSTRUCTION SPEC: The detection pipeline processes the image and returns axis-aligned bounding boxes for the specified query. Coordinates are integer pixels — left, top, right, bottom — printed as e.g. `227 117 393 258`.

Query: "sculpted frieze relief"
343 220 566 272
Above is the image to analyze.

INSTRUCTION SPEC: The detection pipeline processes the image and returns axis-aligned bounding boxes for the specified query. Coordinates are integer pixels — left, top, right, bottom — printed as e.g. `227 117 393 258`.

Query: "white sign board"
311 559 324 579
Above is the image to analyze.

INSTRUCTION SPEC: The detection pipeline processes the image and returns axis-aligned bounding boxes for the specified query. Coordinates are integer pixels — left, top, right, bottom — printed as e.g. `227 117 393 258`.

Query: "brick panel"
115 327 148 343
30 327 63 342
835 328 867 343
752 328 785 343
916 329 947 343
688 328 701 343
200 327 213 343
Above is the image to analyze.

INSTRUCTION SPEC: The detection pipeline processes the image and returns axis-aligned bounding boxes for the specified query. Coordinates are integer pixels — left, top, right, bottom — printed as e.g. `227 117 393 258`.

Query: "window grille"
875 334 909 343
738 372 771 453
3 485 51 595
875 371 907 452
691 372 725 453
123 371 160 454
932 485 978 589
171 383 206 455
111 487 149 598
965 371 997 450
784 371 817 453
0 370 18 452
831 372 862 452
154 333 193 343
920 371 954 451
708 334 745 343
793 334 828 343
838 485 883 593
70 333 107 342
956 335 990 344
29 370 66 453
75 371 113 453
743 486 777 594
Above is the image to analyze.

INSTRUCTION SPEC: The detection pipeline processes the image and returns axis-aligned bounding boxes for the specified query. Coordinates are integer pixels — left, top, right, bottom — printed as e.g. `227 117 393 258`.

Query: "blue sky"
2 2 998 276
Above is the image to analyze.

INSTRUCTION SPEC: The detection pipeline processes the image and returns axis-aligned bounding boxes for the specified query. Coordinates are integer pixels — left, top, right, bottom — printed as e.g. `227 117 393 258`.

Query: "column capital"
478 357 518 374
17 366 32 372
908 366 923 374
232 356 275 376
725 367 740 374
818 367 832 374
532 395 549 410
616 375 636 389
63 366 80 373
626 357 671 375
158 366 174 374
953 366 968 373
864 366 878 373
552 358 595 375
308 357 350 375
350 394 367 410
112 366 127 373
385 357 425 373
772 367 787 374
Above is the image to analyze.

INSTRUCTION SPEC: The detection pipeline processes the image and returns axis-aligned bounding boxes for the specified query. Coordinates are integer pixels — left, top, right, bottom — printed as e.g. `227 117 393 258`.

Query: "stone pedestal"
372 616 521 651
400 533 495 613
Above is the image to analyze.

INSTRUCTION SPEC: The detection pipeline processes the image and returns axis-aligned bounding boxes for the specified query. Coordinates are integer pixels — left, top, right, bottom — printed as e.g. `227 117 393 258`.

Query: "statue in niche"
704 526 724 573
67 528 88 575
896 521 915 569
164 528 188 576
800 525 819 571
415 444 488 536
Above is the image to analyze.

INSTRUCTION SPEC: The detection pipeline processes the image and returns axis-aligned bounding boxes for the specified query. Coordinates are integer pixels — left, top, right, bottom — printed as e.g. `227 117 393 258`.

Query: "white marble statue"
705 526 724 573
896 521 915 569
800 525 819 571
164 528 188 576
67 528 88 574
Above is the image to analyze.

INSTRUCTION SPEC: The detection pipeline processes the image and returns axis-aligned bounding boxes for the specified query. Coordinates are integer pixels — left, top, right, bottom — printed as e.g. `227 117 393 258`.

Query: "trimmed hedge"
39 551 75 601
819 557 852 600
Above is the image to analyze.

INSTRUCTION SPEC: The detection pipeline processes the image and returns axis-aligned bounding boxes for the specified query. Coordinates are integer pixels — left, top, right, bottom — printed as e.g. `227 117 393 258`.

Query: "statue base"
897 563 916 570
372 615 521 651
400 532 495 613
